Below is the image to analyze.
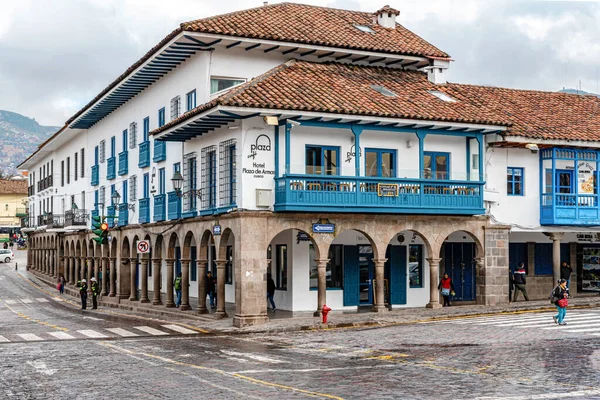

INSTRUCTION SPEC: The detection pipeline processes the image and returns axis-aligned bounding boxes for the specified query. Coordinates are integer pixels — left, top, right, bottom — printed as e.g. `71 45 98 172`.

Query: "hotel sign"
377 183 399 197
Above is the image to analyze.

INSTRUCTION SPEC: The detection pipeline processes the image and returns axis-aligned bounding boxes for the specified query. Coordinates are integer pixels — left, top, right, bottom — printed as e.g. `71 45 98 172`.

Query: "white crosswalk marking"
562 326 600 333
162 324 197 335
0 335 9 342
5 300 16 304
106 328 139 337
77 330 108 339
18 333 43 341
47 332 75 340
36 298 49 303
134 326 168 336
20 299 33 304
52 297 64 302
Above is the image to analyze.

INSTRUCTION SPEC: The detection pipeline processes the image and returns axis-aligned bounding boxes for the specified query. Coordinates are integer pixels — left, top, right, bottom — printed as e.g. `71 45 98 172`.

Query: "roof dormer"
374 5 400 29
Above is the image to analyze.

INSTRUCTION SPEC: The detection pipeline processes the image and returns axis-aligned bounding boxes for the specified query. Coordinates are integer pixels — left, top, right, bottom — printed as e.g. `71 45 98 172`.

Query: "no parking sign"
137 240 150 254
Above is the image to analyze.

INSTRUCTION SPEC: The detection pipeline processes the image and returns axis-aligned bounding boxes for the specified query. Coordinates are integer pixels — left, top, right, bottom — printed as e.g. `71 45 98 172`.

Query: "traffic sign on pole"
137 240 150 254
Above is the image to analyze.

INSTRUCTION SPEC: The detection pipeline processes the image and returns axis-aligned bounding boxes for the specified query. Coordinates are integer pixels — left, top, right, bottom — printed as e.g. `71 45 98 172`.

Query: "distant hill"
558 88 600 97
0 110 59 175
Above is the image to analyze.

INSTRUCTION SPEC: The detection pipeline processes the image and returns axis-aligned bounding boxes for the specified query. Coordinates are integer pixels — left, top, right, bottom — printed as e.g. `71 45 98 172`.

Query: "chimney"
425 59 450 85
374 5 400 29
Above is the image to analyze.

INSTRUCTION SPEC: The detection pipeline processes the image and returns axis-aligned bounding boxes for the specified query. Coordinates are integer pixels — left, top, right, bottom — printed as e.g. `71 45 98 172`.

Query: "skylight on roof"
429 90 457 103
371 85 397 97
354 24 375 34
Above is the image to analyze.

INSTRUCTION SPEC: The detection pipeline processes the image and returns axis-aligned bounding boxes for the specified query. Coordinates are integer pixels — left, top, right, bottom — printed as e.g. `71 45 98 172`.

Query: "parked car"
0 249 14 263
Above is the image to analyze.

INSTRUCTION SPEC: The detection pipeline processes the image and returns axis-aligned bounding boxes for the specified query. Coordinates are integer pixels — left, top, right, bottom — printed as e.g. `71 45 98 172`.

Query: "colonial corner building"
19 3 600 327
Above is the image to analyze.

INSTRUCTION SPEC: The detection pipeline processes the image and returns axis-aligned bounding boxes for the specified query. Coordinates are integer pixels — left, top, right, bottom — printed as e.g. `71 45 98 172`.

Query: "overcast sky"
1 0 599 126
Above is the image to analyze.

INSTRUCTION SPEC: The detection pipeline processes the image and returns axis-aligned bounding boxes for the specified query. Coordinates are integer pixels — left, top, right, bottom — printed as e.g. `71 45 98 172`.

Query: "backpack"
174 278 181 291
549 286 559 304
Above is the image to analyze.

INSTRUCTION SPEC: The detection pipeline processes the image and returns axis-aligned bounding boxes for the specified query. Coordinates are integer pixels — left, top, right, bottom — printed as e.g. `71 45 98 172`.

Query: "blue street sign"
312 223 335 234
213 225 221 235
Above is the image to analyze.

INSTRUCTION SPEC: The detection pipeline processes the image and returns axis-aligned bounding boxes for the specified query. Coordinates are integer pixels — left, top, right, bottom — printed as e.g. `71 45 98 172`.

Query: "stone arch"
183 231 196 259
131 235 140 258
437 229 484 260
330 228 378 258
199 230 214 260
120 236 131 298
167 232 180 259
154 235 163 259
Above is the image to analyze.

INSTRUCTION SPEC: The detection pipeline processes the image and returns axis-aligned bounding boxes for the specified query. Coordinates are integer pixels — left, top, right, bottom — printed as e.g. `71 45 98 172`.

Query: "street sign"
137 240 150 254
213 225 221 236
312 223 335 234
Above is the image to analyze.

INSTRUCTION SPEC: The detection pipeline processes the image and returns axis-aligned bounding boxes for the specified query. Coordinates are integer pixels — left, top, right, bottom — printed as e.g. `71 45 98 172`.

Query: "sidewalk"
26 269 600 335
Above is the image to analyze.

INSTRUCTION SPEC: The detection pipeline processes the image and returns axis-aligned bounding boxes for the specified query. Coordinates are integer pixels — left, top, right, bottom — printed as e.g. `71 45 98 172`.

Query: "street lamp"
112 190 135 211
171 171 201 199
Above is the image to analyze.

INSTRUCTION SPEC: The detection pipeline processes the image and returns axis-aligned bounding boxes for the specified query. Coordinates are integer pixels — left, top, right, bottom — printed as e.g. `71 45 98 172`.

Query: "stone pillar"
70 257 76 284
549 232 564 285
110 257 118 297
180 259 191 311
101 257 109 296
51 250 55 277
215 260 227 318
43 250 47 274
140 258 150 303
483 225 511 306
313 259 328 317
426 258 442 309
58 256 64 279
87 257 94 292
152 259 162 305
129 258 138 301
74 257 81 282
475 257 486 304
165 258 175 308
197 260 208 314
94 257 101 284
373 258 388 313
569 242 578 295
527 242 535 275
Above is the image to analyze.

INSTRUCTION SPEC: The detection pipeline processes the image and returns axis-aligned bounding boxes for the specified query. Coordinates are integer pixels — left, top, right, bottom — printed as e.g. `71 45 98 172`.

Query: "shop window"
305 145 339 175
424 152 449 180
365 149 396 178
275 244 287 290
409 244 423 288
507 167 524 196
309 244 343 289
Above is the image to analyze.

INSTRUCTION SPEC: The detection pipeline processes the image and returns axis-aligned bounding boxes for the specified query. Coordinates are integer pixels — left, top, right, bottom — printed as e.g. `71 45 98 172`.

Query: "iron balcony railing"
65 209 88 227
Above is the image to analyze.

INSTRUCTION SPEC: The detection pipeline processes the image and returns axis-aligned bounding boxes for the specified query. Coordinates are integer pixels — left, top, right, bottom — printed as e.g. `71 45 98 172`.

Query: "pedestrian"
174 273 182 308
438 273 455 307
560 261 573 289
3 242 7 249
90 277 99 310
512 263 529 301
552 279 569 325
206 271 216 309
58 276 65 294
9 241 13 249
508 267 514 303
79 279 88 310
267 273 276 311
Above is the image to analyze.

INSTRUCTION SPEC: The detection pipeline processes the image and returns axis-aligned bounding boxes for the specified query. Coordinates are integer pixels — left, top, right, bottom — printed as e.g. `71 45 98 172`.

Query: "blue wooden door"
343 246 360 306
444 243 476 301
387 245 407 305
509 243 527 274
175 246 182 276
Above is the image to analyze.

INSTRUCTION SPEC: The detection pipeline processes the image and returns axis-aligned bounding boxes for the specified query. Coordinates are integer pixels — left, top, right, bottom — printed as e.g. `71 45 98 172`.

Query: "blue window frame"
143 117 150 141
94 146 99 165
122 129 128 151
229 144 236 205
555 169 573 194
110 136 116 158
110 184 116 205
123 180 128 203
424 151 449 180
305 145 340 175
173 163 180 174
143 173 149 198
365 148 396 178
208 150 216 207
158 108 165 128
186 90 196 111
507 167 524 196
94 190 99 211
159 168 166 195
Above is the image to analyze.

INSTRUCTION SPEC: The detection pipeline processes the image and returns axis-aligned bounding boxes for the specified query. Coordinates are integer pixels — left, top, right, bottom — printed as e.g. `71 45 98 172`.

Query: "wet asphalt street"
1 251 600 399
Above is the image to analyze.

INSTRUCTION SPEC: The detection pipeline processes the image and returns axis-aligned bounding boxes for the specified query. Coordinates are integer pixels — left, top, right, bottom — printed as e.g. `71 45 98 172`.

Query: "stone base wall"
517 276 553 301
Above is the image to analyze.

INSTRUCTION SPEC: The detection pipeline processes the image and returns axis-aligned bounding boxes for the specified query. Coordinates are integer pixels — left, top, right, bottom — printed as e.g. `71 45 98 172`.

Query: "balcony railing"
153 140 166 162
91 165 99 186
51 214 64 228
139 198 150 223
107 156 116 180
28 185 34 196
15 208 27 217
65 209 88 227
541 193 600 225
37 214 52 227
36 176 53 192
21 216 34 228
168 191 181 220
274 175 484 215
118 151 128 175
138 141 150 168
118 203 129 226
153 194 166 222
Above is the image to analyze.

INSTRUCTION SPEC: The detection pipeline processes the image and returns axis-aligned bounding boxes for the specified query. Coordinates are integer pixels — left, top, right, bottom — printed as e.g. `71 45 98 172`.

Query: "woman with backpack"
553 279 569 325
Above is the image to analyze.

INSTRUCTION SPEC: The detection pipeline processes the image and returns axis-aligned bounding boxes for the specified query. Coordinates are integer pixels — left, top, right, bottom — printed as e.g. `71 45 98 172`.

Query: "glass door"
358 245 374 304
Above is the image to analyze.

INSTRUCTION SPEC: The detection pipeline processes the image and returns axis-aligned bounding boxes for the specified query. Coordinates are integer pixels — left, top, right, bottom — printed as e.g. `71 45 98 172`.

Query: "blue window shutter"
343 246 360 306
94 146 99 165
143 173 149 198
534 243 553 275
388 246 407 305
123 180 128 203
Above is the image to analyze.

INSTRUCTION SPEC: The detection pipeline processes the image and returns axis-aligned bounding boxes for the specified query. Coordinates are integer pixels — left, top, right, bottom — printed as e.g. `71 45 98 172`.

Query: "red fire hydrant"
322 304 332 324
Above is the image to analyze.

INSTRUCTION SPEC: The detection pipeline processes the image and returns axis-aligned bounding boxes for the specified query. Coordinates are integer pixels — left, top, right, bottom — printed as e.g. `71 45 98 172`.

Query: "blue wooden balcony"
91 165 99 186
153 194 166 222
153 140 166 162
168 191 181 220
117 204 129 226
118 151 128 175
138 141 150 168
106 206 116 227
541 194 600 225
274 175 484 214
139 198 150 224
107 157 116 180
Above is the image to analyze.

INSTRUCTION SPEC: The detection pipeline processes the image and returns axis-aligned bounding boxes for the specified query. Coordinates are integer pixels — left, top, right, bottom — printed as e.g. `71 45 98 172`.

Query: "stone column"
426 258 442 308
475 257 486 304
313 259 328 316
180 259 191 311
140 258 150 303
87 257 94 292
549 232 564 285
51 250 56 277
70 257 76 284
569 242 578 295
101 257 109 296
197 260 208 314
165 258 175 308
81 257 87 281
152 259 162 305
42 250 47 274
94 257 101 284
110 257 117 297
74 257 81 282
483 225 511 306
215 260 227 318
373 258 388 313
58 256 64 279
129 257 138 301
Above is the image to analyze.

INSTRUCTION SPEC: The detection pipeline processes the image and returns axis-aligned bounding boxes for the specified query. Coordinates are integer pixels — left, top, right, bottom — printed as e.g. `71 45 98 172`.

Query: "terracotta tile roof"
0 180 27 195
375 5 400 15
182 3 449 59
153 60 600 143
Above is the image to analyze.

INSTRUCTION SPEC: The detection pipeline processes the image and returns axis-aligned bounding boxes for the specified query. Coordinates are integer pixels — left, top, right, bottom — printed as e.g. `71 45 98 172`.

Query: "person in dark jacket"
90 277 99 310
79 279 88 310
437 273 455 307
512 263 529 301
508 267 514 302
560 261 573 289
267 273 276 311
206 271 216 309
553 279 569 325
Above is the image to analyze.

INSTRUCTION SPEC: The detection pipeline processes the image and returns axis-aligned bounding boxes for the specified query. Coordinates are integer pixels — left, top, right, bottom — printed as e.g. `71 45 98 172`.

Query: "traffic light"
92 215 109 244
